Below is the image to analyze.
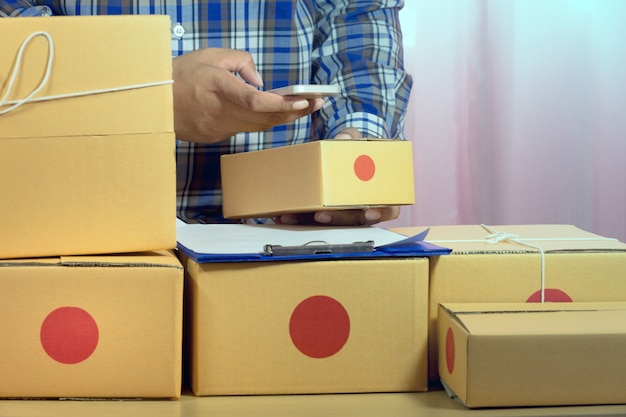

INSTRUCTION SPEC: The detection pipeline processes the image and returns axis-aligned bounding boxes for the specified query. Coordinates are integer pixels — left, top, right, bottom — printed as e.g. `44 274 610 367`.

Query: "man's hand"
277 206 400 226
172 48 324 143
275 127 401 227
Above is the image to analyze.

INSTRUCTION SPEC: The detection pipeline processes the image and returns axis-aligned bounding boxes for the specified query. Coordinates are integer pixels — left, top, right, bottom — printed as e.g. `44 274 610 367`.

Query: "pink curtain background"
383 0 626 243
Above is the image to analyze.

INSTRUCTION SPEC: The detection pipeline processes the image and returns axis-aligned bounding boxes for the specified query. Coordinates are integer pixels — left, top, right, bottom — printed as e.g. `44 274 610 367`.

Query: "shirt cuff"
327 112 397 140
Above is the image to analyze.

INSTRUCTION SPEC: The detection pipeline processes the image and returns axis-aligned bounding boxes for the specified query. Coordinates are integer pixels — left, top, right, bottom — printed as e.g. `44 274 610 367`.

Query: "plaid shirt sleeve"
0 0 412 223
311 0 412 140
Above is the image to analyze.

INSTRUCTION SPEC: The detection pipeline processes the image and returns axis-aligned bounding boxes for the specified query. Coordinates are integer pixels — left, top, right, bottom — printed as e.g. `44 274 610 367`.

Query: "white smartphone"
269 84 341 99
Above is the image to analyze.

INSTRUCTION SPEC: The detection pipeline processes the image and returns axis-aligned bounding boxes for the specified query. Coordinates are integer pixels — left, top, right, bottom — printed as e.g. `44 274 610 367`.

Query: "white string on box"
481 224 548 303
428 224 619 303
0 31 173 116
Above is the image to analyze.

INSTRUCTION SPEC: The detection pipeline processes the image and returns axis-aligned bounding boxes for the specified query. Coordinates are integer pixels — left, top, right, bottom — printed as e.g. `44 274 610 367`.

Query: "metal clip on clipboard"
263 240 375 256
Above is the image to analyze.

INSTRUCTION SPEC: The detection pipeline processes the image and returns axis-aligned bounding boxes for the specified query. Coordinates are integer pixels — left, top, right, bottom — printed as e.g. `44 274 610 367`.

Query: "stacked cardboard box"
0 15 176 259
390 224 626 408
439 302 626 408
181 254 430 395
0 16 183 399
182 138 426 395
0 251 184 399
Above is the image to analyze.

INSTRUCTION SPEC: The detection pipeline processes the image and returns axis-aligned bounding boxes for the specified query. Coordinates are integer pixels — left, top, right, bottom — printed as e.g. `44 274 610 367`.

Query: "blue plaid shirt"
1 0 412 223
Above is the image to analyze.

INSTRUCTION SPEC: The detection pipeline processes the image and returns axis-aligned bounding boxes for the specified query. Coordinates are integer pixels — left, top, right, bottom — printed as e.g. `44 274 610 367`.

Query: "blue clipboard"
177 227 451 264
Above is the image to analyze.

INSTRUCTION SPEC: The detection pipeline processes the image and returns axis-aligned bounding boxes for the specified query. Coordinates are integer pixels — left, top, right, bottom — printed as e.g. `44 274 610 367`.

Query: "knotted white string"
0 31 173 116
0 31 54 115
481 224 548 302
429 225 619 303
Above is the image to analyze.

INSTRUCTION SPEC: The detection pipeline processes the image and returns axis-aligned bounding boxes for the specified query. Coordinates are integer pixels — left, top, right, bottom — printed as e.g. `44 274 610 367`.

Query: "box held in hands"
221 139 415 219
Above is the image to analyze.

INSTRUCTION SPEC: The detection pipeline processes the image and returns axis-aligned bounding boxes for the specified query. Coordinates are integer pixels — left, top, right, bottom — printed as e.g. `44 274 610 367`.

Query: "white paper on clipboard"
175 219 407 255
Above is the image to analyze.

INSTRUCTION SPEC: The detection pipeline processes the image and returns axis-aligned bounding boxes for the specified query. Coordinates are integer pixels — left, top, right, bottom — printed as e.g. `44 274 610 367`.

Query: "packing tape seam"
428 224 619 303
0 31 173 116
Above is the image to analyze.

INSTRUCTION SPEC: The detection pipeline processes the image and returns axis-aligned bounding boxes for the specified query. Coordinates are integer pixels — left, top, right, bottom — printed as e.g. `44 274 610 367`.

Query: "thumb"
334 127 363 139
208 48 264 87
238 63 264 87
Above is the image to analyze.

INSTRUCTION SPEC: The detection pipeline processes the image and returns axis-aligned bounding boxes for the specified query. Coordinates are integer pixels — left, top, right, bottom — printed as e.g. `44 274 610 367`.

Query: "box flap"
441 302 626 336
1 250 182 269
391 224 626 254
0 15 173 139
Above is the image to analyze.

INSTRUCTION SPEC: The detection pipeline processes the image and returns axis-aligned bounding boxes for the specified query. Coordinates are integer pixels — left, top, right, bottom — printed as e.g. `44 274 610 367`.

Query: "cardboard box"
0 16 176 259
439 302 626 408
181 254 429 395
390 224 626 381
0 250 184 399
220 139 415 219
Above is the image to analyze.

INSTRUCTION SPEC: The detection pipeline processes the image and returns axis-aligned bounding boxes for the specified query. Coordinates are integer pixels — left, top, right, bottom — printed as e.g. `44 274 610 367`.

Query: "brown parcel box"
220 139 415 219
181 254 429 395
0 251 183 399
390 224 626 381
0 16 176 259
439 302 626 408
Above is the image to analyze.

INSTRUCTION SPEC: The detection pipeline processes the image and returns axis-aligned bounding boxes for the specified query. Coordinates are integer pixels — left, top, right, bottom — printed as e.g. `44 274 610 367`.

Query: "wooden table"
2 388 626 417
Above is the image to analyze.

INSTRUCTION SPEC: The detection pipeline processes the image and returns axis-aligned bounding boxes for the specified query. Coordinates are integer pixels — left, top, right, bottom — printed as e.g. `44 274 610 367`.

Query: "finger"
238 63 264 87
202 49 259 79
369 207 400 223
314 210 370 226
222 92 323 125
193 99 324 142
276 213 317 225
230 99 324 129
277 210 369 226
314 207 400 226
242 90 322 113
277 207 399 227
334 128 363 139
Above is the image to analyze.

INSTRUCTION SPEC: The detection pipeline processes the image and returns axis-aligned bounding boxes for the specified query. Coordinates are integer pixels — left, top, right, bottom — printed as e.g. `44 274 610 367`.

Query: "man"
1 0 412 226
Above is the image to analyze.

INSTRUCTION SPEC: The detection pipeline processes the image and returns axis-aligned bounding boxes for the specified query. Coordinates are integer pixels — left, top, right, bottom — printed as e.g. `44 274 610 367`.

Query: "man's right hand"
172 48 324 144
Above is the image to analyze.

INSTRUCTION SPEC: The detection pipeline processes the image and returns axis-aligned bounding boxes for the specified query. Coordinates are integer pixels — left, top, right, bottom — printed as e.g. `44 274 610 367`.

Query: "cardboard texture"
439 302 626 408
390 224 626 381
220 139 415 219
0 16 176 259
0 250 184 399
181 254 429 395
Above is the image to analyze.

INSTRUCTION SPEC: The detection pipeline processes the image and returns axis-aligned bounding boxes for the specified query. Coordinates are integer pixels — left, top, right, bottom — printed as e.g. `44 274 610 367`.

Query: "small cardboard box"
181 254 429 395
390 224 626 381
0 250 184 399
0 16 176 259
439 302 626 408
220 139 415 219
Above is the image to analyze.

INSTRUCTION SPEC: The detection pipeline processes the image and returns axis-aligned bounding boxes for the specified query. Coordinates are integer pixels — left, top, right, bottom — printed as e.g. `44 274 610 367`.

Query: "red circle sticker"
289 295 350 359
526 288 573 303
40 307 99 364
354 154 376 181
446 327 455 375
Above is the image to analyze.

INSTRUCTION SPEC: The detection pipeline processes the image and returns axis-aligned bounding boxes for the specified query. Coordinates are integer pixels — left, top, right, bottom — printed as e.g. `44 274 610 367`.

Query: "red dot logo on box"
526 288 573 303
289 295 350 359
40 306 99 364
354 154 376 181
446 327 455 375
